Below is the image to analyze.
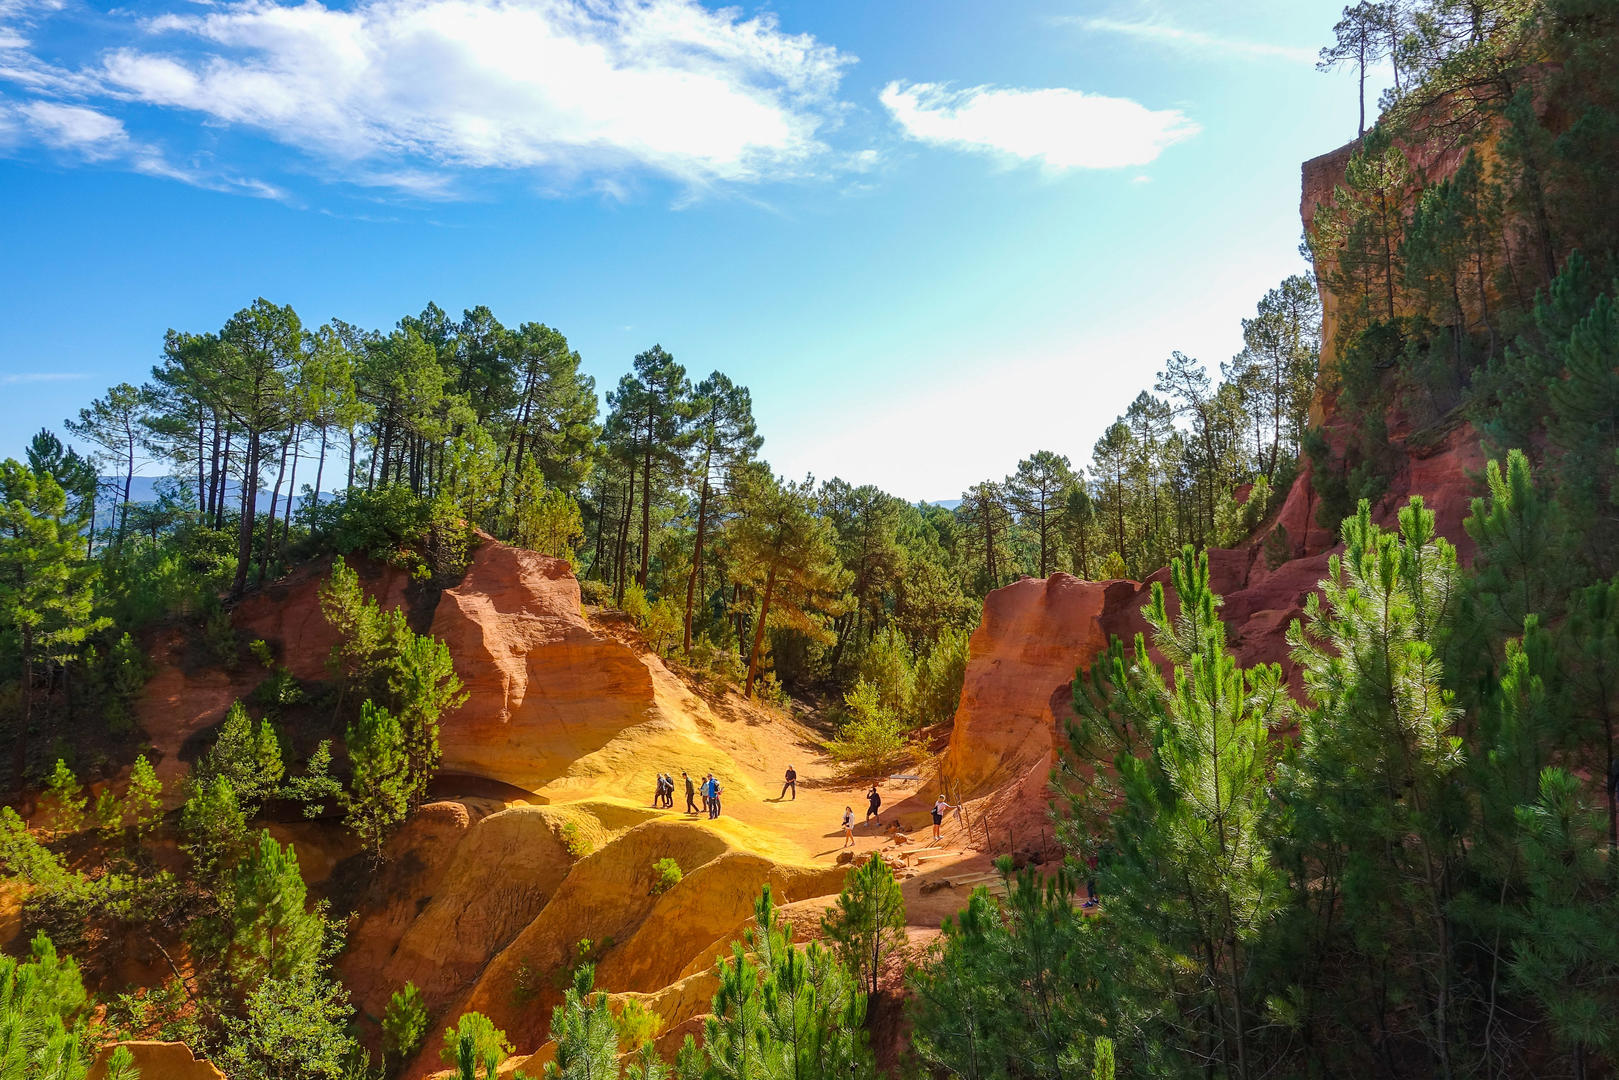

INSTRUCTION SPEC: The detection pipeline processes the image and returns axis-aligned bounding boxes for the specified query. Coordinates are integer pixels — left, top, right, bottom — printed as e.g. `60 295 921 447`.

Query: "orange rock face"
87 1042 227 1080
430 543 661 790
941 574 1146 798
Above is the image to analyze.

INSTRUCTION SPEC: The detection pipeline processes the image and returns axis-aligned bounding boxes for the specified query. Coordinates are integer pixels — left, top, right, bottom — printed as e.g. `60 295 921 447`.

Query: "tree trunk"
311 426 328 514
683 466 713 654
258 426 293 584
281 423 302 552
232 431 259 596
744 565 778 698
119 417 135 547
13 625 32 800
640 412 654 589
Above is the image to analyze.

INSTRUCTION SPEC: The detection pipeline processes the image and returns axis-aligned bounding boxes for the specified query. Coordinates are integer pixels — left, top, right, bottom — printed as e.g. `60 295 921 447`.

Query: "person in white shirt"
931 795 955 842
841 806 855 848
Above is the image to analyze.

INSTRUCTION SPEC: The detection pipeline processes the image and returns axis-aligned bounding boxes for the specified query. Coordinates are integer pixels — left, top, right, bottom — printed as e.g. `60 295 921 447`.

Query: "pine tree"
1283 498 1465 1078
127 754 164 842
727 469 849 698
543 965 620 1080
0 460 105 795
1510 767 1619 1079
821 855 907 998
1067 546 1288 1080
1007 452 1077 578
229 830 327 993
342 700 411 860
383 981 431 1067
199 701 284 811
41 760 86 840
180 774 248 882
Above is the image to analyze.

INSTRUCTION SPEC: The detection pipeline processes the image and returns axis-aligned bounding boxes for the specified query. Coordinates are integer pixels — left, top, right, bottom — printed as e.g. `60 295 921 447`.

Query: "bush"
620 581 650 624
579 579 612 607
641 597 683 658
650 857 682 895
824 680 910 773
614 997 664 1050
303 484 474 581
383 982 431 1064
560 820 591 859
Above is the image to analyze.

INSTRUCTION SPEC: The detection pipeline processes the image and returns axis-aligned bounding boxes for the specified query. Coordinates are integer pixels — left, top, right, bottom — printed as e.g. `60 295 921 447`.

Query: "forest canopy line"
3 261 1320 785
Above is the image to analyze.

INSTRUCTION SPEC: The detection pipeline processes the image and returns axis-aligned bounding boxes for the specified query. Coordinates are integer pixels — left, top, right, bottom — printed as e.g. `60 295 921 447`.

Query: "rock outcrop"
429 542 663 790
87 1042 227 1080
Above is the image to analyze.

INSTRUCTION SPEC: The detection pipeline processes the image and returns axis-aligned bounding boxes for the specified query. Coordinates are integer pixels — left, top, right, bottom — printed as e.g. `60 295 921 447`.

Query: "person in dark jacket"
684 771 697 814
865 784 882 826
779 765 797 801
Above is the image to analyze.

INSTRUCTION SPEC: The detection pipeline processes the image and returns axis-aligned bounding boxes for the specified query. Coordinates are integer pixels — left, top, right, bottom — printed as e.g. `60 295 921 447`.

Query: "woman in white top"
931 796 955 842
841 806 855 848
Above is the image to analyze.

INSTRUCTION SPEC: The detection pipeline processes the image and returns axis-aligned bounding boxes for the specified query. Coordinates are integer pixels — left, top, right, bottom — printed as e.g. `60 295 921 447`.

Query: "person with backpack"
864 784 882 826
841 806 856 848
709 776 723 819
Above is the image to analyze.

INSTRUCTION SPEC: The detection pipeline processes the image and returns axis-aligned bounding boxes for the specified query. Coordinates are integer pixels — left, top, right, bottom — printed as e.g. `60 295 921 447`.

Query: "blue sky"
0 0 1376 502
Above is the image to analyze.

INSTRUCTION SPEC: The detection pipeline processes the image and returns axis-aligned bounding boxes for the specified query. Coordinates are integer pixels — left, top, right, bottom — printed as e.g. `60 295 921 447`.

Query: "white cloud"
84 0 853 191
879 81 1198 171
1 94 289 198
21 100 130 158
1063 16 1318 66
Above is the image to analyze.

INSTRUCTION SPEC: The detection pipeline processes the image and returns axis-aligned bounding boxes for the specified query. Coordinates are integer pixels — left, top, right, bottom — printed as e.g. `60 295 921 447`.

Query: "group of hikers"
652 771 725 819
652 764 961 851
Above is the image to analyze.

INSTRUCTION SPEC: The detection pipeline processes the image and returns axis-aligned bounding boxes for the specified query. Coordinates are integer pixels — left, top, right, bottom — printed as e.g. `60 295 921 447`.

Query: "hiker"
709 776 724 819
930 794 955 842
658 773 673 809
701 774 715 816
683 771 697 814
652 773 664 809
864 784 881 826
1083 851 1100 908
841 806 855 848
779 764 797 801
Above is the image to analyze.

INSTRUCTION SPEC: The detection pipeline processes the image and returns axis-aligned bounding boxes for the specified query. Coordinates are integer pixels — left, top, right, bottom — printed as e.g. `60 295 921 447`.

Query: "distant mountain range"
99 475 339 517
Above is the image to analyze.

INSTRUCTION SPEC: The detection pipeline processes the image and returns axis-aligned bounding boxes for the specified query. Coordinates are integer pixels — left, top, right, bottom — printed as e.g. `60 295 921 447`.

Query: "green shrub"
650 857 682 895
620 581 650 624
383 981 431 1064
614 997 663 1049
579 579 612 606
560 820 591 859
303 484 474 581
824 680 910 773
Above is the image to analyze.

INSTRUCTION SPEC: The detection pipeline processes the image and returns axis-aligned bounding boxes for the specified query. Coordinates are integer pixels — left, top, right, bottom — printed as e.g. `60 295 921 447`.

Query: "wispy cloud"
880 81 1198 171
1062 15 1318 66
1 95 290 198
2 371 87 384
81 0 854 195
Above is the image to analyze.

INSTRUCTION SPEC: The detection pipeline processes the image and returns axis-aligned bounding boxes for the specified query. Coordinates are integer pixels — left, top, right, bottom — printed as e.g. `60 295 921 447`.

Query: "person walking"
710 776 724 819
864 784 881 826
930 794 955 843
1083 851 1100 909
683 771 697 814
841 806 855 848
651 773 664 809
779 764 797 801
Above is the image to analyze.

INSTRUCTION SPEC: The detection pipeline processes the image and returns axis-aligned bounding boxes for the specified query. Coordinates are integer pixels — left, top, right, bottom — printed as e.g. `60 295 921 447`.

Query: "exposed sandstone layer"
87 1042 227 1080
429 542 661 788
